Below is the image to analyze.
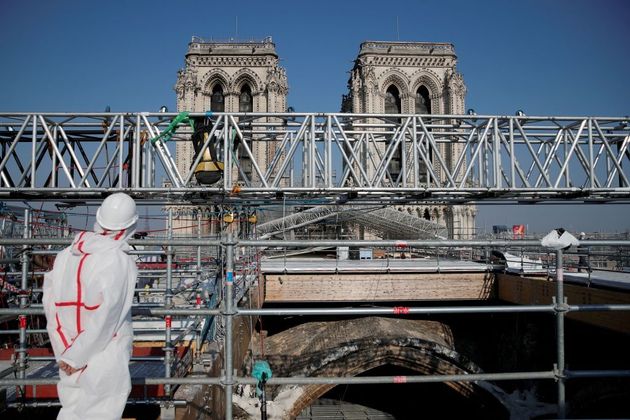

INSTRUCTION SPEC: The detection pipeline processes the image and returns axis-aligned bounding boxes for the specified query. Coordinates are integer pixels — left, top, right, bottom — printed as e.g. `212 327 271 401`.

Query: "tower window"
239 85 253 113
385 85 402 182
385 85 401 114
416 85 433 183
211 85 224 112
415 86 431 115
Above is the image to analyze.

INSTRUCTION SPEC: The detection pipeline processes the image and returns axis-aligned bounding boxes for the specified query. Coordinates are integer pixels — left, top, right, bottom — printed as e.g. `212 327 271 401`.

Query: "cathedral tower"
343 41 475 238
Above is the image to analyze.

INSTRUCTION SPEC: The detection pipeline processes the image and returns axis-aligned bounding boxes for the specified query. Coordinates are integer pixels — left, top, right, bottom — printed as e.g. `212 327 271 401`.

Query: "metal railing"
1 225 630 418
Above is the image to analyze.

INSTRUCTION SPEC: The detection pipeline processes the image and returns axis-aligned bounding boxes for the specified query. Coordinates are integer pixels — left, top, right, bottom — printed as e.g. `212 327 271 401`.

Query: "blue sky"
1 0 629 233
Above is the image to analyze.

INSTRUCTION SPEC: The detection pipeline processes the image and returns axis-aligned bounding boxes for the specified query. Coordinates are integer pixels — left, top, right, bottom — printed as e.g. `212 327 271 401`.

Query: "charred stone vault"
233 318 514 419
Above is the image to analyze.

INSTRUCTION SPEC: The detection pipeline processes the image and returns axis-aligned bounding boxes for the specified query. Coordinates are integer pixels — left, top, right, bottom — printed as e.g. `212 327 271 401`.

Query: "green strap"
150 112 195 144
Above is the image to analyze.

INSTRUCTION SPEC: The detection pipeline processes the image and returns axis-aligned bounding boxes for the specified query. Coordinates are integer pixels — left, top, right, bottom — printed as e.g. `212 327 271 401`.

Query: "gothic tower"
175 36 288 177
171 37 288 237
343 41 476 238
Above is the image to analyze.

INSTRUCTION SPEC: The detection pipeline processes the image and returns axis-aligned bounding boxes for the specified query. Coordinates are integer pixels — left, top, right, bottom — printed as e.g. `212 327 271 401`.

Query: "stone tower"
342 41 476 238
170 37 288 237
174 36 288 177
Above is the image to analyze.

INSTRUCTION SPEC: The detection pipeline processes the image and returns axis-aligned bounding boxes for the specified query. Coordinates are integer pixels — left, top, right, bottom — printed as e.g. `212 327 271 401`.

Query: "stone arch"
409 69 443 99
433 207 441 222
240 318 517 419
379 69 410 99
200 69 231 94
232 68 263 94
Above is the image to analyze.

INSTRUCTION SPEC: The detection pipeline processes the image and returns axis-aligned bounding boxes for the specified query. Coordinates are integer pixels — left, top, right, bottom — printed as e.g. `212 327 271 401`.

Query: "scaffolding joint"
552 296 569 313
553 364 567 382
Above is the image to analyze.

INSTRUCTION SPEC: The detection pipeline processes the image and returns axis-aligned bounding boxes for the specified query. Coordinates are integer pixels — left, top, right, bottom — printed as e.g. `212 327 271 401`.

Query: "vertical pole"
555 249 567 418
17 209 31 395
51 126 58 188
310 115 316 188
31 117 37 187
509 118 515 188
401 117 407 188
289 132 295 187
325 116 332 188
145 116 154 188
588 118 594 189
197 210 202 285
118 114 124 188
196 210 202 354
493 117 501 188
477 128 483 187
223 117 231 189
412 117 419 188
164 208 174 396
302 118 308 188
224 230 235 420
134 115 141 188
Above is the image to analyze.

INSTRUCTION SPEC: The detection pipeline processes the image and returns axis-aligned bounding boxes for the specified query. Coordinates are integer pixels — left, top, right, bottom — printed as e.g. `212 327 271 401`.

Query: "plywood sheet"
264 272 495 302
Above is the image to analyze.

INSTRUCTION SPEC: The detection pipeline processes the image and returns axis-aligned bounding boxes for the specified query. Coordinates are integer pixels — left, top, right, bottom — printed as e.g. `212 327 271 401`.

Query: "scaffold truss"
1 112 629 203
257 205 448 240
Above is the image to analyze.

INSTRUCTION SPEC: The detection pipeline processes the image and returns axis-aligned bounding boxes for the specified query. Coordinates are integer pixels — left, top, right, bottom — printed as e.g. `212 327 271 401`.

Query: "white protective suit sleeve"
42 249 68 360
59 257 132 369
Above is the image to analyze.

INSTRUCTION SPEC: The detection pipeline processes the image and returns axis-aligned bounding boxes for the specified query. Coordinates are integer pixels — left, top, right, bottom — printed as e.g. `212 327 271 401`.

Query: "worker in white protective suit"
43 193 138 420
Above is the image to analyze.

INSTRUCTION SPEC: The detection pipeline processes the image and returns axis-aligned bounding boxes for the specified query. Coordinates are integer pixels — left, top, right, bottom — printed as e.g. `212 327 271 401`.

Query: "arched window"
415 86 431 114
423 208 431 220
385 85 402 182
239 85 253 113
211 85 224 112
416 86 433 183
385 86 402 114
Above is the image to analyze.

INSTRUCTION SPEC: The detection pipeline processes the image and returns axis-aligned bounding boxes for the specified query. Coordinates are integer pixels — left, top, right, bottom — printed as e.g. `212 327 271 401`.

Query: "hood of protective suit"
69 223 136 256
540 229 579 250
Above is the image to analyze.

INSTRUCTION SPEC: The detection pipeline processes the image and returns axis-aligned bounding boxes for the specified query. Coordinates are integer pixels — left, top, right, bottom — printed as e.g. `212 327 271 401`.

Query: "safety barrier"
1 212 630 418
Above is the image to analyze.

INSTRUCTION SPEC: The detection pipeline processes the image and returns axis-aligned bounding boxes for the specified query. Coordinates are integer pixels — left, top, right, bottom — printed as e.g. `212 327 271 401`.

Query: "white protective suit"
43 225 137 420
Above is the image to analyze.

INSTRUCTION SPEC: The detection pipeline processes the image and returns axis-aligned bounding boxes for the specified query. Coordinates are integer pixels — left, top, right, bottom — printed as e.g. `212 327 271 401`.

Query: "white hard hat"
96 193 138 230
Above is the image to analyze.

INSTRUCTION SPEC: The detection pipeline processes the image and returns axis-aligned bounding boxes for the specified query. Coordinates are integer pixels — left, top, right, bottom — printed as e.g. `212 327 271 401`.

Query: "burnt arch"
239 318 519 419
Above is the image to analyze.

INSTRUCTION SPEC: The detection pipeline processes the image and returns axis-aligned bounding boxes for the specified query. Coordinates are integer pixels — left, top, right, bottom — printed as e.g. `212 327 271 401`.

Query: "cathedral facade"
172 38 475 238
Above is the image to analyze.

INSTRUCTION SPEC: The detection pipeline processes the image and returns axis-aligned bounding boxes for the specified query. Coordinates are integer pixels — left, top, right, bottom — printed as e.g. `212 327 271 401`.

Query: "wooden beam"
497 273 630 335
264 272 495 302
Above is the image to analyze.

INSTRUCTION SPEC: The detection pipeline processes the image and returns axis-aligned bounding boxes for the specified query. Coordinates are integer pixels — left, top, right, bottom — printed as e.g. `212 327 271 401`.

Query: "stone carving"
446 70 467 95
265 65 288 95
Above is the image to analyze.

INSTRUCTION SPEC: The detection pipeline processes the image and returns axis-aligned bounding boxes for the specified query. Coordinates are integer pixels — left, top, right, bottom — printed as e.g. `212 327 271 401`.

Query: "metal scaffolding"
1 232 630 419
256 204 447 240
1 112 629 203
1 110 630 418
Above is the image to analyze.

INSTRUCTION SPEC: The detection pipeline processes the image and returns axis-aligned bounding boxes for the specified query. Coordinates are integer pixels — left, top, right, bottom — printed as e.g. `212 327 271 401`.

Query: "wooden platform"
497 273 630 334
